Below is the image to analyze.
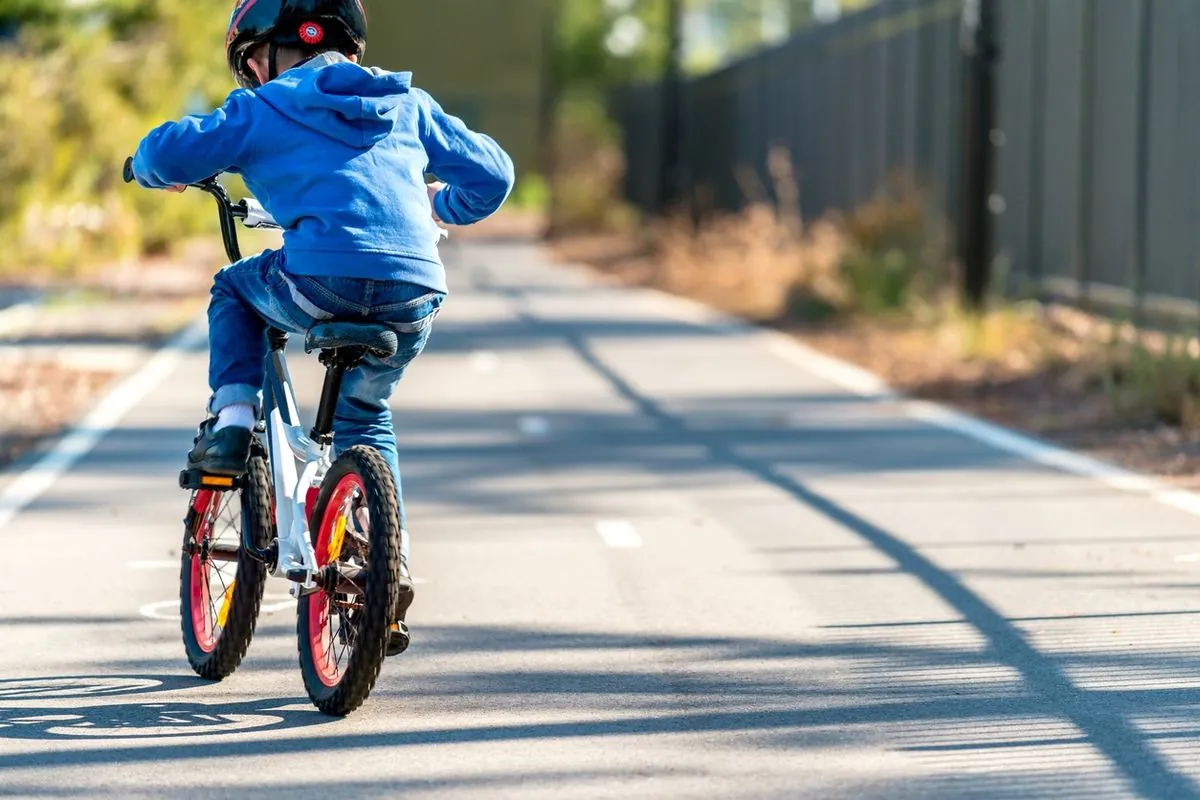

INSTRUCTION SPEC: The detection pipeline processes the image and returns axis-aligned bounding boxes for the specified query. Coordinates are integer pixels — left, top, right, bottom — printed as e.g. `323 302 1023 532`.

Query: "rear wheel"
179 455 272 680
298 446 401 717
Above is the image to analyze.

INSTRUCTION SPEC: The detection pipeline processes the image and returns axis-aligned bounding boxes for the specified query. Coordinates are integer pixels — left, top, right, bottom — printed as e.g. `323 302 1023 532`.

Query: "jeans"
207 248 444 529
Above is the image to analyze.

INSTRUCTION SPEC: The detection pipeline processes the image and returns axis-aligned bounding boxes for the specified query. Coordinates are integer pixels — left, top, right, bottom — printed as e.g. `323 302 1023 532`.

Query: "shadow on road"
0 675 335 742
7 252 1200 797
469 269 1200 800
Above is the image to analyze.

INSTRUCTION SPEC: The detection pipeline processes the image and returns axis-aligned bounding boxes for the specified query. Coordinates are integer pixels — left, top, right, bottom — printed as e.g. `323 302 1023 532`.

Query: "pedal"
179 469 242 491
386 621 410 657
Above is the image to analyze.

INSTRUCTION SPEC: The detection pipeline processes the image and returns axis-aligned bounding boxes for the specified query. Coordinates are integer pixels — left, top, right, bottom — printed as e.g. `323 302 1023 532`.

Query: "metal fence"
616 0 965 227
616 0 1200 322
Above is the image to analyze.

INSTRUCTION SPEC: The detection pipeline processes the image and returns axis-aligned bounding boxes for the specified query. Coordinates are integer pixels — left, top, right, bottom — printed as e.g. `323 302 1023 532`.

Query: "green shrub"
0 0 232 275
836 179 948 316
508 172 550 212
546 93 635 235
1104 330 1200 430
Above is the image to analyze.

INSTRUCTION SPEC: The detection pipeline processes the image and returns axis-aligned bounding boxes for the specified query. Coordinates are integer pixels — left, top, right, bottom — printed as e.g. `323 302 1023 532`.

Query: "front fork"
266 405 329 595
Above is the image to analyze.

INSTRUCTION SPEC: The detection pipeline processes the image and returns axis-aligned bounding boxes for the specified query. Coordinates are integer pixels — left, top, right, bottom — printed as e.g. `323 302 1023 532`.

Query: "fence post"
958 0 999 311
1075 0 1095 311
1026 0 1047 297
1132 0 1154 322
659 0 684 216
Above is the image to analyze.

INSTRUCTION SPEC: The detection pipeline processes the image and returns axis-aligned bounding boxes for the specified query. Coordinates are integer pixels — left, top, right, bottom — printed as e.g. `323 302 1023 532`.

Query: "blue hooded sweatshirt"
132 53 515 293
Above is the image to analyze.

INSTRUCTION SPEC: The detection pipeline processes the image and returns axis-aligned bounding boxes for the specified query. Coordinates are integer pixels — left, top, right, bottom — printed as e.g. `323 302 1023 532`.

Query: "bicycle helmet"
226 0 368 89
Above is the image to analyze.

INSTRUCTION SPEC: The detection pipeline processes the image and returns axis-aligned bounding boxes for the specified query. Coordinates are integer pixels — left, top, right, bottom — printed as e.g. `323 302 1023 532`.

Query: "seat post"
311 348 365 445
267 328 289 352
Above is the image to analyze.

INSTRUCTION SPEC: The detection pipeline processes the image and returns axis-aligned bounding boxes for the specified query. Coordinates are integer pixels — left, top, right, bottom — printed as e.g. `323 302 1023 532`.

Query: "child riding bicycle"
129 0 515 654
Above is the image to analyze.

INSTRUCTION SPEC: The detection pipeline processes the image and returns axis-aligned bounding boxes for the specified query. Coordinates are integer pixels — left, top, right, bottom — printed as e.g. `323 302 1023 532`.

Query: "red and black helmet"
226 0 368 89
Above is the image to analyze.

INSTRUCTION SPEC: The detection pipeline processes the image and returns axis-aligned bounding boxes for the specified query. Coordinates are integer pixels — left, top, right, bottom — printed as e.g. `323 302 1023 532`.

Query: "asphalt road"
2 241 1200 799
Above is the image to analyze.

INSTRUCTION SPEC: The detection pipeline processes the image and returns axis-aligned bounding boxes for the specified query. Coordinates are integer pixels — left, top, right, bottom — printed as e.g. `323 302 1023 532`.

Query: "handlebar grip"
122 157 135 185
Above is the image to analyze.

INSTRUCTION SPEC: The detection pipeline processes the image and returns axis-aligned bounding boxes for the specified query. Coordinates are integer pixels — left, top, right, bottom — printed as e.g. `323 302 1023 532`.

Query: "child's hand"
427 181 446 225
164 185 187 194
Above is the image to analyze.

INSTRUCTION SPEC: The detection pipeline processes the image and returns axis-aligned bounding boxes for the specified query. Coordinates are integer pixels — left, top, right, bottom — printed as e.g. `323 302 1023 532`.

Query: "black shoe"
386 558 415 657
186 418 252 476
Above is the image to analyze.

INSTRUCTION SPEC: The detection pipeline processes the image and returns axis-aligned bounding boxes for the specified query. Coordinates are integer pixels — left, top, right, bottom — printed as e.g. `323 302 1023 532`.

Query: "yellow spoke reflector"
216 580 237 628
328 515 348 562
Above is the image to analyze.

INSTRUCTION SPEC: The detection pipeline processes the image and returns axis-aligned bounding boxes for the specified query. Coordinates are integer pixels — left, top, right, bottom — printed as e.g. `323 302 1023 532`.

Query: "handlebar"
122 156 447 264
123 156 279 264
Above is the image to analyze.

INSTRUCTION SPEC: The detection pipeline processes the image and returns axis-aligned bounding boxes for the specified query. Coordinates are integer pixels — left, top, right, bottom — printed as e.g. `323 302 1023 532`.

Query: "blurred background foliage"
0 0 884 273
545 0 879 234
0 0 231 273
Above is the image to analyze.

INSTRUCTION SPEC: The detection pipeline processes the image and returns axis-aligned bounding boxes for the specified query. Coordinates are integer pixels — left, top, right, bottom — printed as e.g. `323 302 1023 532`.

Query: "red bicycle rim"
308 473 364 687
189 490 218 653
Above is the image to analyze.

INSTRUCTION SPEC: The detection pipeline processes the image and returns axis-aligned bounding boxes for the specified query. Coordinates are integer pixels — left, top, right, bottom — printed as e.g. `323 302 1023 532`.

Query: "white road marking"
140 592 296 621
595 519 642 549
643 287 1200 520
42 714 281 738
138 600 180 621
469 350 501 374
0 318 207 531
126 560 180 570
1174 554 1200 563
139 584 430 621
0 301 41 338
259 598 295 614
518 415 552 438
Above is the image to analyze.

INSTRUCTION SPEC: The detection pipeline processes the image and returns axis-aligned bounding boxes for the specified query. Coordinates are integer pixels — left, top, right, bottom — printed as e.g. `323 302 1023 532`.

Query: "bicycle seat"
304 323 399 359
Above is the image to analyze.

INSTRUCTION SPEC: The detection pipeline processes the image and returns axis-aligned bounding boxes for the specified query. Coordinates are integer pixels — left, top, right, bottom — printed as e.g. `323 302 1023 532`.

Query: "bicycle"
123 158 413 717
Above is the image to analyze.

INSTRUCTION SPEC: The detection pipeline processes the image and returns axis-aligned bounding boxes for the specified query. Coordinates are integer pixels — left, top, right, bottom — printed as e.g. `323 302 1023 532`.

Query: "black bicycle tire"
297 445 400 717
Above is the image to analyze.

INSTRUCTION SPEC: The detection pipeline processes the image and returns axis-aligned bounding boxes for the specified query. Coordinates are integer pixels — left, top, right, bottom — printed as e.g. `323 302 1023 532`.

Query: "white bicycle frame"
235 198 445 596
261 341 330 597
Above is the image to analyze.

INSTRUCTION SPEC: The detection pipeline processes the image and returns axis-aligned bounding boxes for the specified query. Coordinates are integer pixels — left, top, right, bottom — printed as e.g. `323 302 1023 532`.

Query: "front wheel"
298 446 401 717
179 454 272 680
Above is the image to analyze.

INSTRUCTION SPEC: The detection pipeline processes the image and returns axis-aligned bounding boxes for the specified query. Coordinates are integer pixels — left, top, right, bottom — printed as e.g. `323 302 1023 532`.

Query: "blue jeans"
207 249 444 529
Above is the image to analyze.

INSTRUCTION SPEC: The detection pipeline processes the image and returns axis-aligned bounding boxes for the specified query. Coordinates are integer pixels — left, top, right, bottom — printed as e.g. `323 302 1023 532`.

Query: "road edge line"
629 280 1200 517
0 317 207 530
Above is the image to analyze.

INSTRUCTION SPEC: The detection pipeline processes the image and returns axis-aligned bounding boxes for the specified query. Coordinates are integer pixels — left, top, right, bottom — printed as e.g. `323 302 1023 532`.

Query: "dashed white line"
595 519 642 549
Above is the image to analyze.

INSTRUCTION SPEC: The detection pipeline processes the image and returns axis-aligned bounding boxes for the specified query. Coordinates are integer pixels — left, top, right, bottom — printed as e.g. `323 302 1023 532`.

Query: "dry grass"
647 206 846 322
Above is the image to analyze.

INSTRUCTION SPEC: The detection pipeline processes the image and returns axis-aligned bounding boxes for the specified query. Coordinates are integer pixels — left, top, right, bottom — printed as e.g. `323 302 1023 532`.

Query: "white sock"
214 403 256 432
